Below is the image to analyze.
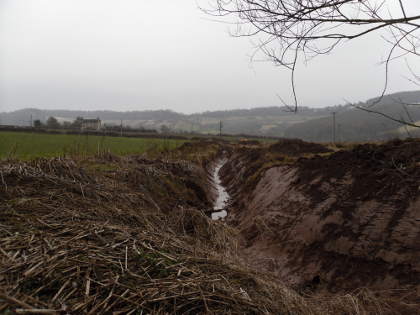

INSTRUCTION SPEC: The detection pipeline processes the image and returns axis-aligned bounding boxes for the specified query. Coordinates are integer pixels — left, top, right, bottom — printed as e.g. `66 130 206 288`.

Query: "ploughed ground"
0 138 419 314
220 138 420 310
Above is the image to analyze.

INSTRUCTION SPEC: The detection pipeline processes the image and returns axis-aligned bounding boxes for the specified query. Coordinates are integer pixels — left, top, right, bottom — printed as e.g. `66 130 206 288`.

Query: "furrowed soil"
0 139 419 314
220 138 420 313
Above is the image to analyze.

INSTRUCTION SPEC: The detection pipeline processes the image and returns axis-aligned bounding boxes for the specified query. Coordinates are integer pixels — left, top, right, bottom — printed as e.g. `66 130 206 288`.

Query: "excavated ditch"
211 158 230 220
218 139 420 303
1 139 419 314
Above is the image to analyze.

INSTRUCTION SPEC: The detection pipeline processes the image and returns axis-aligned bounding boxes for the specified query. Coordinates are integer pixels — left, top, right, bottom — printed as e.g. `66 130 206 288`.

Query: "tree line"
33 117 158 133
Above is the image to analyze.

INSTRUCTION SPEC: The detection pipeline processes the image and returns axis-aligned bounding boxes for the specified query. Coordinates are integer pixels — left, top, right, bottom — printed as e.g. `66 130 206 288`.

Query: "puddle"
211 159 229 220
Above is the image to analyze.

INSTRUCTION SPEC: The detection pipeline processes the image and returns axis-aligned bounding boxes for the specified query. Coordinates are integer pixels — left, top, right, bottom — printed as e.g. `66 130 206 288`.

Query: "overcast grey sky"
0 0 419 113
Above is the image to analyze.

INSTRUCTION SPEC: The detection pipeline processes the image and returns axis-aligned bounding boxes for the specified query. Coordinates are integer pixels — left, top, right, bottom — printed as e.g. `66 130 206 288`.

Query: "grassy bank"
0 131 186 159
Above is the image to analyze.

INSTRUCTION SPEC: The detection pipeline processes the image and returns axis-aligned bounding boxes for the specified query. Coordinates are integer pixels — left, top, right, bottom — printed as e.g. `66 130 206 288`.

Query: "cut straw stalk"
15 309 58 314
0 153 413 314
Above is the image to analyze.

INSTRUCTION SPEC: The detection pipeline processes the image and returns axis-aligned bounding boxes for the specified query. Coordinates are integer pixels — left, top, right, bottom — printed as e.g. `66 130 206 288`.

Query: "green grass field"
0 131 186 159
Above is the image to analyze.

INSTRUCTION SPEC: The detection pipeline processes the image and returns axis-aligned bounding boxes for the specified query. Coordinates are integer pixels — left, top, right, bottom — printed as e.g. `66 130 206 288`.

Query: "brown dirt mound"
268 138 332 156
0 154 388 314
222 138 420 313
239 139 261 146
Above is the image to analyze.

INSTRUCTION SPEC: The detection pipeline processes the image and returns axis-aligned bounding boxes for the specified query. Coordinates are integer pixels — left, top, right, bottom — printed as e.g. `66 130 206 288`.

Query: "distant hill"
0 108 183 124
283 90 420 142
0 106 336 135
1 90 419 141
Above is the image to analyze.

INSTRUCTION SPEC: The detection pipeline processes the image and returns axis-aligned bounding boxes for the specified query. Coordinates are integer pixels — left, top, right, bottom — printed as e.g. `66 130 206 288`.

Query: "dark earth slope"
1 141 393 314
221 139 420 310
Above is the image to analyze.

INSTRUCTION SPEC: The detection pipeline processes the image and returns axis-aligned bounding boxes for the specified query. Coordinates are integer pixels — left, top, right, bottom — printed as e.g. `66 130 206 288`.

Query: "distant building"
81 118 101 130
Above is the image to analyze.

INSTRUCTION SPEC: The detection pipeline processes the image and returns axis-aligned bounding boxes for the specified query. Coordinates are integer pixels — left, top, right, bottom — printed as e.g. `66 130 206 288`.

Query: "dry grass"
0 148 407 314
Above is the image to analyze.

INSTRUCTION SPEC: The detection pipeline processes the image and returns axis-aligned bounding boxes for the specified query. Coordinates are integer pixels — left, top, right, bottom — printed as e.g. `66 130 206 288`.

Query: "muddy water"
211 159 229 220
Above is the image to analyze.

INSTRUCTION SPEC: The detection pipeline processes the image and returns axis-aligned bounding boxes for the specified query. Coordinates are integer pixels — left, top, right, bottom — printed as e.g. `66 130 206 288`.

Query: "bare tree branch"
353 104 420 128
203 0 420 127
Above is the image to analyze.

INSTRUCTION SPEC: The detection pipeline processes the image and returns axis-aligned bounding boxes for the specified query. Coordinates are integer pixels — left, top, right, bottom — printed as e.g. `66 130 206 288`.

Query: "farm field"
0 131 186 159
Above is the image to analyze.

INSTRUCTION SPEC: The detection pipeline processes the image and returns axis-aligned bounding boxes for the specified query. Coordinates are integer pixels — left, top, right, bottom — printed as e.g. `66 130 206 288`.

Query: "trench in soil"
211 158 229 220
212 139 420 301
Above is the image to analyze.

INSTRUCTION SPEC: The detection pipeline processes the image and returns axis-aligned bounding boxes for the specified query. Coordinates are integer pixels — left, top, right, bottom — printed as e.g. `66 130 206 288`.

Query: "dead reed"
0 154 403 314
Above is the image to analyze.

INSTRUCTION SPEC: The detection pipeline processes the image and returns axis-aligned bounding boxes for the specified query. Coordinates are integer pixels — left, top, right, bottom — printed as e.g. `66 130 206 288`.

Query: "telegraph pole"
219 121 223 137
120 120 123 137
332 112 336 144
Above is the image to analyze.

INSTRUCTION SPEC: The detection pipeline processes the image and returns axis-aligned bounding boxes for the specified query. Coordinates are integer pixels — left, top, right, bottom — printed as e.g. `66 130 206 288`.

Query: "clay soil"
268 138 332 156
221 138 420 313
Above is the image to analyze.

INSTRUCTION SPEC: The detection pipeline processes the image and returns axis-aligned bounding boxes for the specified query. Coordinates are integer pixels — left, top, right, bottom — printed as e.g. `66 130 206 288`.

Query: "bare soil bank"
0 139 417 314
221 139 420 309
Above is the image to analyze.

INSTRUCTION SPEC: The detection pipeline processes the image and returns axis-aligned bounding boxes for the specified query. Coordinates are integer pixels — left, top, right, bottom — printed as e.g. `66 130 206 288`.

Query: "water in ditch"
211 159 229 220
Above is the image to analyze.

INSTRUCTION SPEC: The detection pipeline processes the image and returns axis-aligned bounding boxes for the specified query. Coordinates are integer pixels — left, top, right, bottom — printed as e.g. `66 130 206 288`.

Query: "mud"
268 138 332 156
1 139 419 314
221 138 420 304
